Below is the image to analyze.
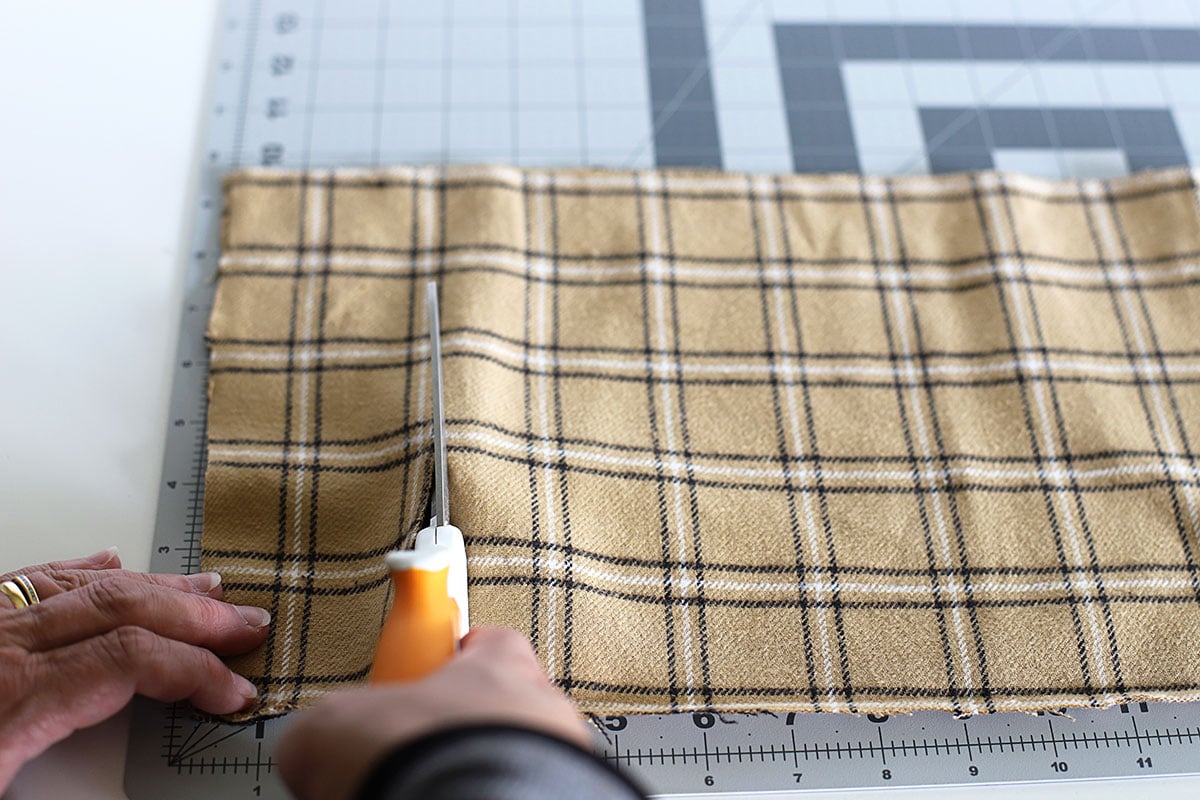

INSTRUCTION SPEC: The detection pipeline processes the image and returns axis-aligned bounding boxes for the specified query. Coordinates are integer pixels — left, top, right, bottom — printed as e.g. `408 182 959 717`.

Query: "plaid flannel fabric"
203 166 1200 720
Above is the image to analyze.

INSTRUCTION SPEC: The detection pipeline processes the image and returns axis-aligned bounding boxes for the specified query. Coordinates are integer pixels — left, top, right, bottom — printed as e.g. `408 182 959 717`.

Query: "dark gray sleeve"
353 724 648 800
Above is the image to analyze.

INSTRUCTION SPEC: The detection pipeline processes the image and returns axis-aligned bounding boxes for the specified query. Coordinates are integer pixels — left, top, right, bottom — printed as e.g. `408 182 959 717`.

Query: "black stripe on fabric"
205 544 397 563
634 173 683 711
641 174 684 711
210 445 1200 498
222 573 1200 612
663 174 715 710
293 172 335 707
286 9 327 707
208 349 1200 392
251 670 373 686
223 237 1200 271
514 678 1200 699
210 533 1200 578
217 261 1200 296
241 670 1200 698
746 175 824 712
1005 178 1127 700
521 171 545 659
210 415 1198 468
887 178 996 713
969 174 1099 706
465 575 1200 612
260 170 309 693
1100 179 1200 608
223 575 389 596
547 172 579 693
862 175 963 715
392 169 424 557
776 171 868 714
209 327 1200 363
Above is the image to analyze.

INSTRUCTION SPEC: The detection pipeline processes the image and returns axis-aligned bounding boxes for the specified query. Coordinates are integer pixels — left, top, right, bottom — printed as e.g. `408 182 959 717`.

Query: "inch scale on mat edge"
125 1 1200 797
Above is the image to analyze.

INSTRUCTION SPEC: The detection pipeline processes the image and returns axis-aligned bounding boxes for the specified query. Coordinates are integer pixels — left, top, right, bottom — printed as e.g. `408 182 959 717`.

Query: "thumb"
458 627 546 677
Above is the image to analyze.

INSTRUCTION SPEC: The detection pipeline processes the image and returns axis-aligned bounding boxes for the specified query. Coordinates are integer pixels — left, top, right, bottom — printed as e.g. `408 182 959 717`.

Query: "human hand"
277 626 591 800
0 548 271 790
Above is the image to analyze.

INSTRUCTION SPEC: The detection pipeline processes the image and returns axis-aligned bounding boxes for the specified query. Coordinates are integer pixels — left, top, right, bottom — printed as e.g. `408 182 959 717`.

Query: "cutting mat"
126 0 1200 797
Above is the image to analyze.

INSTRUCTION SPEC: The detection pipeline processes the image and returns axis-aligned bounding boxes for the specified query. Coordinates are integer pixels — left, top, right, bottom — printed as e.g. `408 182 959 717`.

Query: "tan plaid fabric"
203 165 1200 721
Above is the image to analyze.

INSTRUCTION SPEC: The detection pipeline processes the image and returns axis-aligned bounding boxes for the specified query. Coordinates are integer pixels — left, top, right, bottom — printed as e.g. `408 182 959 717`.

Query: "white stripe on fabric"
464 556 1199 598
220 250 1200 289
209 427 1200 489
278 176 326 685
217 556 1198 600
643 172 698 706
1087 181 1200 557
211 331 1200 384
868 181 982 714
528 172 562 677
754 176 845 712
980 173 1113 689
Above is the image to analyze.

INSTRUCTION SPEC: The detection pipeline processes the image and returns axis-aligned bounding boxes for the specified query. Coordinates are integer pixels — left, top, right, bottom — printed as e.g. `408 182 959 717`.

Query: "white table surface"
1 2 1197 799
1 1 218 797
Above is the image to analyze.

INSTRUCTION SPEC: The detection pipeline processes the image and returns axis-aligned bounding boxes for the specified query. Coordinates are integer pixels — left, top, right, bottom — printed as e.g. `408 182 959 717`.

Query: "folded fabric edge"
218 164 1199 195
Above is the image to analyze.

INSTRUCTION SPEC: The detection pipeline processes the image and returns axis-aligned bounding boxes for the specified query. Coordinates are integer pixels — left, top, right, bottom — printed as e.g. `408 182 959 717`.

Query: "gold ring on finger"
14 574 39 605
0 575 40 609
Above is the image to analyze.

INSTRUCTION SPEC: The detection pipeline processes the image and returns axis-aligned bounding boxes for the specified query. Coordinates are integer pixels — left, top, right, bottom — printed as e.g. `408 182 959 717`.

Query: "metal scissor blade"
426 281 450 530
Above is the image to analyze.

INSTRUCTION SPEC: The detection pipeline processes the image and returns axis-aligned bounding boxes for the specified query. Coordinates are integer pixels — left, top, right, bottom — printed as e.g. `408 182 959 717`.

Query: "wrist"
353 723 643 800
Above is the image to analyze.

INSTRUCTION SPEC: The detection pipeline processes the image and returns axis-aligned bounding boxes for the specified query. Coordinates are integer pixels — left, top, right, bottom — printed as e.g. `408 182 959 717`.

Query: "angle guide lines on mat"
200 165 1200 721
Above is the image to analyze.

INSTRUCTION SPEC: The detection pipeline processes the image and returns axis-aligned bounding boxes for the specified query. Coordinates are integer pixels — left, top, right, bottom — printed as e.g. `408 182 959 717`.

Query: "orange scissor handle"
369 556 461 683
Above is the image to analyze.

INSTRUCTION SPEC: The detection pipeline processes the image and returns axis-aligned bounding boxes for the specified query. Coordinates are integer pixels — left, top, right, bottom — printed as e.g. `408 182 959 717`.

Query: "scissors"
369 281 470 683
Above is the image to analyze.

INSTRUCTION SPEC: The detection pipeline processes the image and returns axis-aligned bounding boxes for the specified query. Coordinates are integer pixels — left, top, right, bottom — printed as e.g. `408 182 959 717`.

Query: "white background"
1 2 218 797
1 2 1197 798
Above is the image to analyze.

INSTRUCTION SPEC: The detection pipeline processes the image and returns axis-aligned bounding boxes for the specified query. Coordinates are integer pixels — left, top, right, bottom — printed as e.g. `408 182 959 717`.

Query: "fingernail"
237 606 271 628
187 572 222 592
235 675 258 701
86 546 120 566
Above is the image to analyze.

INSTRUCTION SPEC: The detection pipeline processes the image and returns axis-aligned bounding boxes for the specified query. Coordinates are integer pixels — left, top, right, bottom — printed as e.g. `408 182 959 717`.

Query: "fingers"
9 576 270 656
19 568 224 605
28 626 258 730
278 695 385 800
459 626 547 680
1 547 122 583
0 550 266 788
454 627 591 747
460 625 528 652
1 627 257 782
